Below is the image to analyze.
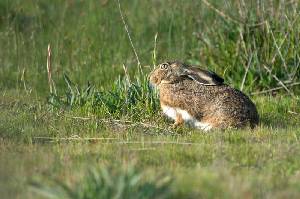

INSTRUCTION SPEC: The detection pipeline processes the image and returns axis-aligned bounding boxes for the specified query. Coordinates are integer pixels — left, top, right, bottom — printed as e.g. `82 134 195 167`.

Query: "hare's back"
181 82 259 128
208 86 259 128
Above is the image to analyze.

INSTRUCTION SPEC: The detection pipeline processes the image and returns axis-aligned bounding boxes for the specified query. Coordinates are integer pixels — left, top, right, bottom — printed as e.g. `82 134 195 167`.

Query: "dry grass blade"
262 64 294 97
111 141 202 146
200 0 240 24
269 15 299 65
251 81 300 95
240 54 253 91
70 116 92 120
269 26 289 73
288 111 299 115
129 148 157 151
201 0 267 27
46 44 52 93
116 0 142 72
122 64 130 83
20 67 28 92
33 136 118 141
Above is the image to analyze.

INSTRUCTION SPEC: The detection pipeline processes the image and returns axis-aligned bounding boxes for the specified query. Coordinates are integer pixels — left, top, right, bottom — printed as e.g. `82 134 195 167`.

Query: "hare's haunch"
149 61 259 130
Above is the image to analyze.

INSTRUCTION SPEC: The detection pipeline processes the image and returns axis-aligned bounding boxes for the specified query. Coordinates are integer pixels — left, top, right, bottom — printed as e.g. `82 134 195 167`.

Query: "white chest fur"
161 105 212 131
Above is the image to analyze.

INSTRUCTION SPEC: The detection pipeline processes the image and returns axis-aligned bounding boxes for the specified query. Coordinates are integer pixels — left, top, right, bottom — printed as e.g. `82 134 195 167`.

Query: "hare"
149 61 259 131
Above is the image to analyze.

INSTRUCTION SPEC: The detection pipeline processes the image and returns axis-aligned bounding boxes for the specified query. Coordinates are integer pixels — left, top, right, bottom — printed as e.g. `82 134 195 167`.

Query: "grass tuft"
48 73 160 121
30 165 172 199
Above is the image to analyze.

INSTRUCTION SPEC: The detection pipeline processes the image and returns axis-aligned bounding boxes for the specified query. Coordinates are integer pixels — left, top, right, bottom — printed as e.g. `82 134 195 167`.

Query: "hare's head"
149 61 224 86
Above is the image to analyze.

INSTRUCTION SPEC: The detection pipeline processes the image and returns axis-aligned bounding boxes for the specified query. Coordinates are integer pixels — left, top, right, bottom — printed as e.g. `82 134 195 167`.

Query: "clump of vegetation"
30 165 172 199
48 73 159 120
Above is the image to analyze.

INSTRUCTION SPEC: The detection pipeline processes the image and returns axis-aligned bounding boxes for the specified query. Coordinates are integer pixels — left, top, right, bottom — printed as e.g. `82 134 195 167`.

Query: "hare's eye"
160 63 169 70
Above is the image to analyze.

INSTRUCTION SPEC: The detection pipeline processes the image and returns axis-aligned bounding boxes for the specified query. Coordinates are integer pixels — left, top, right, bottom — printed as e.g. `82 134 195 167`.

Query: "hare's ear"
181 66 224 85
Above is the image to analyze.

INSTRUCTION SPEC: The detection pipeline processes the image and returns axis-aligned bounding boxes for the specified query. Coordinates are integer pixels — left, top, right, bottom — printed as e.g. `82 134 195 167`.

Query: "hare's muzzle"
148 70 159 86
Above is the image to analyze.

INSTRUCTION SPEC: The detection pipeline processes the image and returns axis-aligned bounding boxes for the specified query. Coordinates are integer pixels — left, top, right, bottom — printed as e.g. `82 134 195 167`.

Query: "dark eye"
160 63 169 70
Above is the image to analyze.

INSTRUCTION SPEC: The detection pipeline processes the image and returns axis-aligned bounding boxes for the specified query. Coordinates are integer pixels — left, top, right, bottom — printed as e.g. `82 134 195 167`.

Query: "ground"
1 91 300 198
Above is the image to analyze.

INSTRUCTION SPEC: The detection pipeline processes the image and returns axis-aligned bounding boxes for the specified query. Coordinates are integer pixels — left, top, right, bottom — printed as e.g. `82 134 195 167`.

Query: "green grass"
1 0 300 198
1 91 300 198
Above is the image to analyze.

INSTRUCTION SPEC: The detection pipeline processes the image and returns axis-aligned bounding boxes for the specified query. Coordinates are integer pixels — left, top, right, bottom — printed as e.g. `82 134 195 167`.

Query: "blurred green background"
1 0 299 95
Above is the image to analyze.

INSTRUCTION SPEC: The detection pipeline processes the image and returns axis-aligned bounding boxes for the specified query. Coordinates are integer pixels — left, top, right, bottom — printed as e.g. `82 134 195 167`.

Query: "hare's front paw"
172 114 184 128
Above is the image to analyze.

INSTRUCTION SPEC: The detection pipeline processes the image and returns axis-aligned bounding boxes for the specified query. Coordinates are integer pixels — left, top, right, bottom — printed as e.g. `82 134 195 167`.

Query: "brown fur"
149 61 259 130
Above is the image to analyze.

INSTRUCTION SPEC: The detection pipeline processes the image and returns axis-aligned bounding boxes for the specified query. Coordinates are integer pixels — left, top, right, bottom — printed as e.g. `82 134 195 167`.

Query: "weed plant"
31 166 172 199
48 73 160 121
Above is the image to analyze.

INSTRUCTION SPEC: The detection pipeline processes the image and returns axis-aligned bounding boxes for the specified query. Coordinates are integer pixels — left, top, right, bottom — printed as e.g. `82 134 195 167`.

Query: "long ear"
181 66 224 85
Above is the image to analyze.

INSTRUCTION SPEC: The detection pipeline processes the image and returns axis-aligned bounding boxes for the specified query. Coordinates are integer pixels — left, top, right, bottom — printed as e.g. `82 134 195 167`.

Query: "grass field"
1 0 300 198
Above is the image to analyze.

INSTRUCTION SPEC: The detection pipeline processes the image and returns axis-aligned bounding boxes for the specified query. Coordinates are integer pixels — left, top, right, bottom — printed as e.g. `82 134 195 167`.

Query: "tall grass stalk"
116 0 142 73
